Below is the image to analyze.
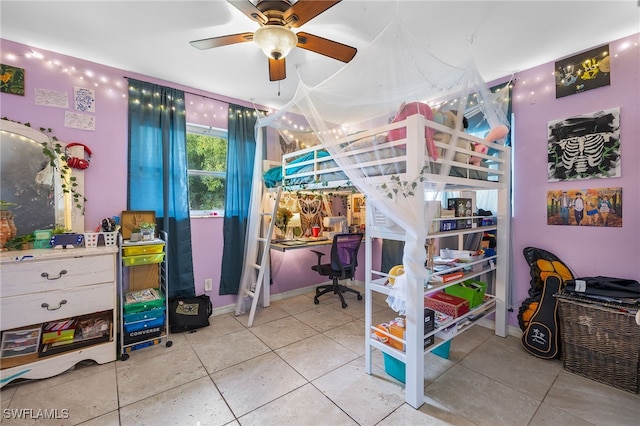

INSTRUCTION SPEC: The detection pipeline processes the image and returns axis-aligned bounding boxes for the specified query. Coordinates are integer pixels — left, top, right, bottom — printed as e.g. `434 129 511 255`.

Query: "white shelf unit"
364 181 511 409
118 231 172 360
255 111 511 409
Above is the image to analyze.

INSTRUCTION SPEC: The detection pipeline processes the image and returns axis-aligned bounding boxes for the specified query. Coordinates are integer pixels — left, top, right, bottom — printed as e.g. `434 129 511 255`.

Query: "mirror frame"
0 119 81 234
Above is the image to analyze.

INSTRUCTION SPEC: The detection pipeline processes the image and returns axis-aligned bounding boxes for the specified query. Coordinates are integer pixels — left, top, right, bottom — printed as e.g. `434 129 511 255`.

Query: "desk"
259 238 333 306
270 238 332 252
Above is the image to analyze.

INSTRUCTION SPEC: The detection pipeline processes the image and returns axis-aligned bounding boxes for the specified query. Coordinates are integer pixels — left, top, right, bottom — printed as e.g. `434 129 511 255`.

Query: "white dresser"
0 247 118 387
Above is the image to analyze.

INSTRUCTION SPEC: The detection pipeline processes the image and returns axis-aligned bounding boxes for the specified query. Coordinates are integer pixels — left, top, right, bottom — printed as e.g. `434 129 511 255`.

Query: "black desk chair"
311 233 364 308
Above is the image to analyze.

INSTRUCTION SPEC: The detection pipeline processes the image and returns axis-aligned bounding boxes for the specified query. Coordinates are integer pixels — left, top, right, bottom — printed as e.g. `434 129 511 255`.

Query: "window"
186 123 227 216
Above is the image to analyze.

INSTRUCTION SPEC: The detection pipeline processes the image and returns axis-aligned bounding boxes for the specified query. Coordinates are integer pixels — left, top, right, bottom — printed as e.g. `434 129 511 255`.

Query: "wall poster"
0 64 25 96
547 107 620 182
555 44 610 98
547 187 622 227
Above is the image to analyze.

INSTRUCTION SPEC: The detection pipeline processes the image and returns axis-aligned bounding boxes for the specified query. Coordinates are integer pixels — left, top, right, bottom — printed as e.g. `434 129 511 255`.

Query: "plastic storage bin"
123 253 165 267
444 280 488 309
84 231 118 247
123 244 164 256
123 288 165 314
432 340 451 359
123 316 165 345
383 353 406 383
123 307 165 324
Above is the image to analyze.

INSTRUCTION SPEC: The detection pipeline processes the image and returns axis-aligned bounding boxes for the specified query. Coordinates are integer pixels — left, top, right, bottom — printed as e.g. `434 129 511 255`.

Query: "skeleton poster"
547 108 620 182
547 187 622 227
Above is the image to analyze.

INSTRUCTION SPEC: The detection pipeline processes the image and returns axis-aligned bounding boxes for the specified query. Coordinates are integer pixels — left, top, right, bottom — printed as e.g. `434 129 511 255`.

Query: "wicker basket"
557 293 640 393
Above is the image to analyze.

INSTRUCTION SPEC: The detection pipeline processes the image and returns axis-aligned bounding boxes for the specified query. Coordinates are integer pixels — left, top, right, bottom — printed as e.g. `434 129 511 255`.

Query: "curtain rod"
123 75 250 106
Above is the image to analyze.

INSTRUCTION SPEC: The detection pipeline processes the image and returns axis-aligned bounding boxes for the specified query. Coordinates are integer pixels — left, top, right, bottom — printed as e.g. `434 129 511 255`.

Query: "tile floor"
1 285 639 426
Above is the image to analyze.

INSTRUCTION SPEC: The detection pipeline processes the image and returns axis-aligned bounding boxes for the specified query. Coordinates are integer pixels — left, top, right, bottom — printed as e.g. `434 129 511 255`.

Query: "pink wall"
509 34 640 329
0 39 259 309
0 38 374 311
2 34 638 320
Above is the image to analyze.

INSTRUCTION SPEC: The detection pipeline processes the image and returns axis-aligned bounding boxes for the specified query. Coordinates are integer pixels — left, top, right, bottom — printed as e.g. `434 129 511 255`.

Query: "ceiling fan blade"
296 32 357 63
190 32 254 50
227 0 268 24
269 57 286 81
285 0 341 28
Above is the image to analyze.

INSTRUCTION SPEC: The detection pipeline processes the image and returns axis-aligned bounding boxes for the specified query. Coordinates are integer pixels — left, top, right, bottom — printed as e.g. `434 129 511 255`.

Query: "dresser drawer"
1 254 115 297
1 283 114 330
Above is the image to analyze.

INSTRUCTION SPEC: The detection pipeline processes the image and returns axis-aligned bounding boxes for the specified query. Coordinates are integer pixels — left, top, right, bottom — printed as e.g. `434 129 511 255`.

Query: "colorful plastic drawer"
123 288 165 314
123 244 164 256
123 315 165 333
124 307 165 324
123 316 165 345
123 253 165 267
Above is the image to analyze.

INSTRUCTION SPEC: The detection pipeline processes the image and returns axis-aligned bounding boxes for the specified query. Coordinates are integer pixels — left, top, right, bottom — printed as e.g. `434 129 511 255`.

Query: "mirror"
0 120 72 237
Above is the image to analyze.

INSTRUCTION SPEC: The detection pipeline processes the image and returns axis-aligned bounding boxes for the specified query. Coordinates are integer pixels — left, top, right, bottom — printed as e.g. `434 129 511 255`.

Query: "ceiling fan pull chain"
278 80 281 97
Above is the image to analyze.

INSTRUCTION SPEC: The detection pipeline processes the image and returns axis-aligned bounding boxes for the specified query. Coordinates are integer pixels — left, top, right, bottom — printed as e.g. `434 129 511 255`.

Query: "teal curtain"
219 105 259 295
127 78 195 298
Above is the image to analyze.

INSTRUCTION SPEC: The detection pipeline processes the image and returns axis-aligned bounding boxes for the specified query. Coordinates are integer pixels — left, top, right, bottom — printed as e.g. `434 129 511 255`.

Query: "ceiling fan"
190 0 357 81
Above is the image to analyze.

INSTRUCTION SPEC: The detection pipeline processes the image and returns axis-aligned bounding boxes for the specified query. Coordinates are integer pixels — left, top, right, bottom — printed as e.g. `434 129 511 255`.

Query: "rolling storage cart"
118 230 172 360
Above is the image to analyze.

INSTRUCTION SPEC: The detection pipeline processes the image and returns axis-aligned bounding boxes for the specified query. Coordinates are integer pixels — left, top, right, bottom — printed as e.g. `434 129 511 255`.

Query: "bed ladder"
234 186 282 326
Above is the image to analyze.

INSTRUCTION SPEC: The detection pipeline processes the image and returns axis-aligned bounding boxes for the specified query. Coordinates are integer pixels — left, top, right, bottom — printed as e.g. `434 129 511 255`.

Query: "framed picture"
0 64 25 96
547 187 622 227
547 108 620 182
555 44 610 98
121 210 155 239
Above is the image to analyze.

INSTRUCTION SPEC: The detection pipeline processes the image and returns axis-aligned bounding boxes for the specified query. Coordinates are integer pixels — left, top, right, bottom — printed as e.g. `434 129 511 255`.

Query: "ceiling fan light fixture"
254 25 298 60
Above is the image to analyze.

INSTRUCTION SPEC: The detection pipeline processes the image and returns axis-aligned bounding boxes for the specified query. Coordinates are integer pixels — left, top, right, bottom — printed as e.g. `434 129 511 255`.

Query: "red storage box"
424 292 470 318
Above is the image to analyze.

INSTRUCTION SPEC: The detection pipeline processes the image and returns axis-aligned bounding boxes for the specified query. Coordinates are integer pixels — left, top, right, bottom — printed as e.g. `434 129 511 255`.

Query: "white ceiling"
1 1 638 110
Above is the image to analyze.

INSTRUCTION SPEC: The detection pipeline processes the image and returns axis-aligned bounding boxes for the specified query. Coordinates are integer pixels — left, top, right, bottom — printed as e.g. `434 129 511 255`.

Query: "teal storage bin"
124 307 165 324
432 340 451 359
383 353 406 383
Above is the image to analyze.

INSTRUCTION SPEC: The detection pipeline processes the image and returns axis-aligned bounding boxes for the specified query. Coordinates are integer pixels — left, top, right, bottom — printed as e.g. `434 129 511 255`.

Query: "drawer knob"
41 300 68 310
41 270 68 280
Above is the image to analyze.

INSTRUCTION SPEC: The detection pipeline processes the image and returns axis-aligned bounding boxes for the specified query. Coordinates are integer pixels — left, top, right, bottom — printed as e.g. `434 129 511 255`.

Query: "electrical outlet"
204 278 213 292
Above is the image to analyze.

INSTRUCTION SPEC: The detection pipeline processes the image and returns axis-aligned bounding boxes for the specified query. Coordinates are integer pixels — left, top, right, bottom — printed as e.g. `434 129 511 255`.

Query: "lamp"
253 25 298 60
288 212 302 238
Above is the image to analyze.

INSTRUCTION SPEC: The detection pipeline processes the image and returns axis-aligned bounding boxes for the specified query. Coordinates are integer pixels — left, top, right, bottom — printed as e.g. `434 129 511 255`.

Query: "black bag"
564 276 640 302
168 295 212 333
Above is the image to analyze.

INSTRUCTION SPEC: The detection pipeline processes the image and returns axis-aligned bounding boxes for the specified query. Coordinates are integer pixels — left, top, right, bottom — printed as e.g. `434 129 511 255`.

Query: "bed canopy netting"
240 11 511 317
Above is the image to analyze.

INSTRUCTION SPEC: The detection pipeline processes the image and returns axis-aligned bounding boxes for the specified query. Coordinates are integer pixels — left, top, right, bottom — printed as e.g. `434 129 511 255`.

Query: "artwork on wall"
35 88 69 108
0 64 25 96
547 187 622 227
74 87 95 112
547 107 620 182
555 44 610 98
279 135 298 154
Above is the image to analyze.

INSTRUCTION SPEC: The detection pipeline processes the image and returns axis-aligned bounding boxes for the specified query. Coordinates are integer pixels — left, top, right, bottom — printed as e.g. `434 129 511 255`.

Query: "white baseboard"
212 280 367 318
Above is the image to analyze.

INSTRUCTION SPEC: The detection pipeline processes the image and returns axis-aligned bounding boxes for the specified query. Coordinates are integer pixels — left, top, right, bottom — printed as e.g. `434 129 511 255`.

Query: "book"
441 270 464 283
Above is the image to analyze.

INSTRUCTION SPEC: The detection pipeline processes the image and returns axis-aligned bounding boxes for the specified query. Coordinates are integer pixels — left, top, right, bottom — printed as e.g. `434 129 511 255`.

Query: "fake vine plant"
1 117 86 212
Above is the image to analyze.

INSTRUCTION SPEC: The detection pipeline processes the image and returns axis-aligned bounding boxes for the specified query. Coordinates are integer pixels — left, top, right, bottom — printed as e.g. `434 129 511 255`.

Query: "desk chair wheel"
314 298 319 305
341 302 348 308
357 294 363 300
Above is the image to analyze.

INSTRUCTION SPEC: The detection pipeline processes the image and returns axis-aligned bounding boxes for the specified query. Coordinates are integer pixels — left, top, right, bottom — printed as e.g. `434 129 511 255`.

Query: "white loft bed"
260 112 511 408
264 113 508 194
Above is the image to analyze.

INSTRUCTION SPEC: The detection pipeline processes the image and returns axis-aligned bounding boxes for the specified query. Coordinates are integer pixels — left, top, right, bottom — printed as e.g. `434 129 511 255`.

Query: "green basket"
444 279 487 309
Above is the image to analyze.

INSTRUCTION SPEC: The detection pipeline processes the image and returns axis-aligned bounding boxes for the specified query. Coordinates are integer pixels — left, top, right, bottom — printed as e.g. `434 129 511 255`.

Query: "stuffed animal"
469 125 509 166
